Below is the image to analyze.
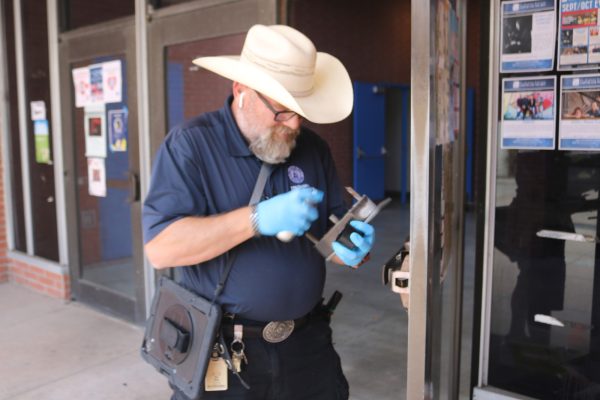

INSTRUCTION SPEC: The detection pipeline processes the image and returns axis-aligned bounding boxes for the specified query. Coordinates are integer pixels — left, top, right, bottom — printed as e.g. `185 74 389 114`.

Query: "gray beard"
249 126 299 164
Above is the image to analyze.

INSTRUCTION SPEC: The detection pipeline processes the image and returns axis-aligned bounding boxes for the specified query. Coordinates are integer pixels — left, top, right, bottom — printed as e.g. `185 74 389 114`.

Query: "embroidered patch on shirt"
288 166 305 184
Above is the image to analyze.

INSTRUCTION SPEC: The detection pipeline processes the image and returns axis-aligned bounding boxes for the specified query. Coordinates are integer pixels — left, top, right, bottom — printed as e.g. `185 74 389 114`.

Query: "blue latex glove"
256 187 324 236
332 220 375 266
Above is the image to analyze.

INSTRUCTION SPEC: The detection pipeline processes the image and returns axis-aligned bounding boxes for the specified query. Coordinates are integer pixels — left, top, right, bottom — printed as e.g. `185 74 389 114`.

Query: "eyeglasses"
255 91 299 122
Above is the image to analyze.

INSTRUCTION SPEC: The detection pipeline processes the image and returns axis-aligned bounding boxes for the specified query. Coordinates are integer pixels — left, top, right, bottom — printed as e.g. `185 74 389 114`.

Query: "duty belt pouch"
141 276 221 399
140 162 273 399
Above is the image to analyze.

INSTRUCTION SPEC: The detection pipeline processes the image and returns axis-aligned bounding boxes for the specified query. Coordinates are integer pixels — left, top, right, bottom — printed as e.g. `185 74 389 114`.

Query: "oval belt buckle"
262 320 295 343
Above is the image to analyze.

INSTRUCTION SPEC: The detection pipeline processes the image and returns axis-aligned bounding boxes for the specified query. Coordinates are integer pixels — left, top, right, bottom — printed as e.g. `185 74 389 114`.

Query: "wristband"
249 205 260 237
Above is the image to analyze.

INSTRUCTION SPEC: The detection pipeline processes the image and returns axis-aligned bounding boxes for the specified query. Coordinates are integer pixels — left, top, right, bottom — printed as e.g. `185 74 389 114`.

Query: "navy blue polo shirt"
143 97 346 321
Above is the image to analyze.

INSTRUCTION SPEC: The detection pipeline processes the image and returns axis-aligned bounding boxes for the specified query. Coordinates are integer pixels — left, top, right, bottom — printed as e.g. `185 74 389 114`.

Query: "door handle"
536 229 599 243
127 171 140 203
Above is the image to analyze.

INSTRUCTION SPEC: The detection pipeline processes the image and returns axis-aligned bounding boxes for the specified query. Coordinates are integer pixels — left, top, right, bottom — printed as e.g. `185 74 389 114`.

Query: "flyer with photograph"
501 76 556 149
89 64 104 104
108 107 128 152
558 0 600 69
84 104 107 158
34 120 51 164
500 0 556 72
559 74 600 150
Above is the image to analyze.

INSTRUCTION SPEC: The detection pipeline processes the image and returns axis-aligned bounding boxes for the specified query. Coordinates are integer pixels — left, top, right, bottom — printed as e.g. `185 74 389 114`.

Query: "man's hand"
256 187 324 236
332 220 374 267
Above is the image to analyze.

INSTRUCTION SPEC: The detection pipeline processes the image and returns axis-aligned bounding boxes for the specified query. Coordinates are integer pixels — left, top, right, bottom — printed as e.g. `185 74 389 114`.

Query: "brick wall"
9 260 70 299
288 0 412 189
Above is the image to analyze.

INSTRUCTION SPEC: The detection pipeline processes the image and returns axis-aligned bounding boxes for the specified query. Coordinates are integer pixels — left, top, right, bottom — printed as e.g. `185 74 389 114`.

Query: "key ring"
231 338 245 354
231 324 245 354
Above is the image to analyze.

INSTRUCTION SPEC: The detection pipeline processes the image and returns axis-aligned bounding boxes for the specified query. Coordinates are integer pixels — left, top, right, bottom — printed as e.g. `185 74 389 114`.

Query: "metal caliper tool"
306 187 391 261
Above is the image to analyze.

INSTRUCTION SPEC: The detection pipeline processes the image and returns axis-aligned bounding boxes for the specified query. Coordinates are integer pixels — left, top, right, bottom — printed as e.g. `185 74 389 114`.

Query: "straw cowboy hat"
193 24 353 124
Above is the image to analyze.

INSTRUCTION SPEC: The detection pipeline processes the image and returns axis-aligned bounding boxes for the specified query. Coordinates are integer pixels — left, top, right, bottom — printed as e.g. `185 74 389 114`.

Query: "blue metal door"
353 82 386 200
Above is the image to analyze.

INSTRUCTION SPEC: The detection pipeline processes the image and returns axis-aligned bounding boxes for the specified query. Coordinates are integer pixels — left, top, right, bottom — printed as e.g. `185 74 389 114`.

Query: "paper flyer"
559 74 600 150
501 76 556 149
89 64 104 104
558 0 600 69
84 104 107 158
500 0 556 72
108 107 128 152
33 120 51 164
72 67 90 108
102 60 122 104
30 100 46 121
87 157 106 197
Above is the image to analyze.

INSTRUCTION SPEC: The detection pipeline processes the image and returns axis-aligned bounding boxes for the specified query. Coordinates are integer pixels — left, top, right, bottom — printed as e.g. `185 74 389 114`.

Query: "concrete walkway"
0 284 171 400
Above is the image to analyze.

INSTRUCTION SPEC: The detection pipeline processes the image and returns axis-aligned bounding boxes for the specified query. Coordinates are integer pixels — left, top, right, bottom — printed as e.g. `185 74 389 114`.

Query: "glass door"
488 151 600 399
478 1 600 398
146 0 276 156
60 19 145 323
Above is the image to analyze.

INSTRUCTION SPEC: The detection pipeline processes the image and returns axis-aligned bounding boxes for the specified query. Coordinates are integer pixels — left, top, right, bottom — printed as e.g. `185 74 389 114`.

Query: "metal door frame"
58 17 146 323
474 1 539 399
408 0 468 398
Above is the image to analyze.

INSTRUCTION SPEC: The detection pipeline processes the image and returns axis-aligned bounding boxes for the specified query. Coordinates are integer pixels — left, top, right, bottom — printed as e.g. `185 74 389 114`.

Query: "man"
143 24 375 400
587 101 600 118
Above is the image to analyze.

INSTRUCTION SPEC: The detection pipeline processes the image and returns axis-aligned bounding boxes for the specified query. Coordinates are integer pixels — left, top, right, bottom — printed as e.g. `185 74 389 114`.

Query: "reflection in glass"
490 150 600 398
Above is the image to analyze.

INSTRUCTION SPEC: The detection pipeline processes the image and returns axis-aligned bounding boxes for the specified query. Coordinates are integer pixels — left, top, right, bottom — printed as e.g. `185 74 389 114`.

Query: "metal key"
232 351 246 373
230 324 248 373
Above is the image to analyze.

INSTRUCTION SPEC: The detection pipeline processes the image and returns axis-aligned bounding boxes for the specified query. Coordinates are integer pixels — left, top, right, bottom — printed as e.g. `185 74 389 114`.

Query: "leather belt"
221 314 311 343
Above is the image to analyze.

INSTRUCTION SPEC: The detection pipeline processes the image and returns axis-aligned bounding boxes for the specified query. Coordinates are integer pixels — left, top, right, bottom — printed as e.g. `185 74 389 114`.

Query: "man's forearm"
144 206 254 269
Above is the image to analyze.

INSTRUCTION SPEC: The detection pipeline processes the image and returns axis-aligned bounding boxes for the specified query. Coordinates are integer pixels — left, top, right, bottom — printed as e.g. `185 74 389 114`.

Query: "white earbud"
238 92 245 109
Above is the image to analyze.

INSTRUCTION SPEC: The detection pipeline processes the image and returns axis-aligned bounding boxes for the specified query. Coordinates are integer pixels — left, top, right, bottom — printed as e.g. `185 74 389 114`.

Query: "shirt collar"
221 95 253 157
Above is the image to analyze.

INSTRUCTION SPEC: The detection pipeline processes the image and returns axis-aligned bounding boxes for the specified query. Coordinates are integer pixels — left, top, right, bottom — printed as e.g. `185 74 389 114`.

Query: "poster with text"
501 0 556 72
30 100 46 121
559 74 600 149
84 104 107 158
87 157 106 197
108 107 128 152
501 76 556 149
89 64 103 104
72 67 90 108
558 0 600 69
102 60 122 103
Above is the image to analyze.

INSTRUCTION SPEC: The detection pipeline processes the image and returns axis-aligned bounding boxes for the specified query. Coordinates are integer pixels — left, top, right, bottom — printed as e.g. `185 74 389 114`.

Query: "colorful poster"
102 60 122 103
558 0 600 70
500 0 556 72
87 157 106 197
435 0 461 145
559 74 600 150
33 120 51 164
89 64 103 104
72 67 90 108
30 100 46 121
108 107 128 152
501 76 556 149
84 104 107 158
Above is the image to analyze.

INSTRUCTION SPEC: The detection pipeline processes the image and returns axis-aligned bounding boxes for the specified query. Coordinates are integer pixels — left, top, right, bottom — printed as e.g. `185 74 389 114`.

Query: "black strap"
210 163 273 305
250 163 273 205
